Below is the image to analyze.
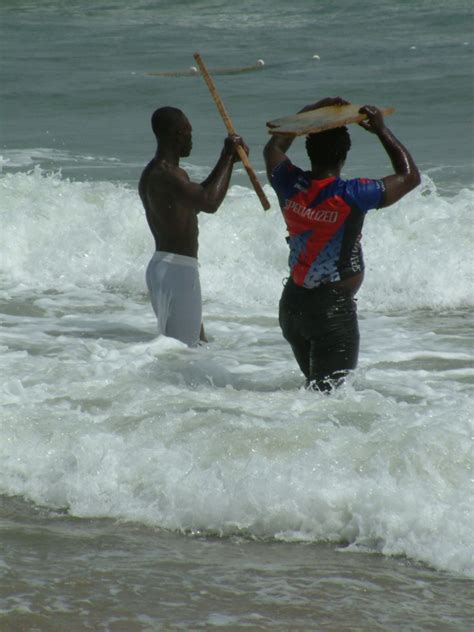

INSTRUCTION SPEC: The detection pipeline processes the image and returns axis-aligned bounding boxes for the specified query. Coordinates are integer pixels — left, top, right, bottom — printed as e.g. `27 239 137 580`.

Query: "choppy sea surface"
1 1 473 630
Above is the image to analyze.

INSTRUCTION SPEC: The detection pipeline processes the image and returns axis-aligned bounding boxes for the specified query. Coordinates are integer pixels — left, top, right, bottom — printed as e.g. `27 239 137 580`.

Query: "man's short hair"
305 127 351 166
151 106 185 138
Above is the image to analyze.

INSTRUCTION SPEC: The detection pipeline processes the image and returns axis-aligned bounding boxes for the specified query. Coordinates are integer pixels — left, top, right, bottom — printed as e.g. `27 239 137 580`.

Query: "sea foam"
1 169 473 578
1 169 472 312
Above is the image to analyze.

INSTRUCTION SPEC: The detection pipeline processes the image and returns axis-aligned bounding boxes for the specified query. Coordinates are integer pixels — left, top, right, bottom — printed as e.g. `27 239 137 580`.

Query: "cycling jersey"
271 158 385 288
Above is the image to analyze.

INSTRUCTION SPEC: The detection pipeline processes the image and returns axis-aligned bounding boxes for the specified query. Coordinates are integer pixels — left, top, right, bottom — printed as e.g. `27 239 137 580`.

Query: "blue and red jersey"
271 159 385 288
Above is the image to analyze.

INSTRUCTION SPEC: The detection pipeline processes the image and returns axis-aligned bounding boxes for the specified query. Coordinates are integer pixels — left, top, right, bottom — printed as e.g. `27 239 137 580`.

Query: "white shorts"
146 251 202 347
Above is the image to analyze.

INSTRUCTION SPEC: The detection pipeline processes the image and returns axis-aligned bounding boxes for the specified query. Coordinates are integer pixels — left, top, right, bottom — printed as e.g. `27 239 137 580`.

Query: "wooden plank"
266 104 395 137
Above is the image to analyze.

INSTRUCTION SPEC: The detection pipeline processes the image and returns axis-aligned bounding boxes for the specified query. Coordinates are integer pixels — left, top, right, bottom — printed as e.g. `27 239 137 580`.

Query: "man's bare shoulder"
148 159 190 185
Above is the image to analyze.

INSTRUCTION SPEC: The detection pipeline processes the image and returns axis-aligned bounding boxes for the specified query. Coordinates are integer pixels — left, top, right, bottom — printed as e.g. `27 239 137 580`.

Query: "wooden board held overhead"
266 104 395 137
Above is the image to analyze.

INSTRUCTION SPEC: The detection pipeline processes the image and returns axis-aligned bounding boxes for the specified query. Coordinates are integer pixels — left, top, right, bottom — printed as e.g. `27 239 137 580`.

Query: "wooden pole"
193 52 271 211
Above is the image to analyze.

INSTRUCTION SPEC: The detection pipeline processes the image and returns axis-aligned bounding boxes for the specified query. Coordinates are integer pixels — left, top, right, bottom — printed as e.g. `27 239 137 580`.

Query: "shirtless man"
263 97 420 391
139 106 246 346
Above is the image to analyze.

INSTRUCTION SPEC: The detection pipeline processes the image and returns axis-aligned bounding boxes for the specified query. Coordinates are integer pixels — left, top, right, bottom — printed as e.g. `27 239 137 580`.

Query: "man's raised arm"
359 105 420 208
197 134 247 213
157 134 246 214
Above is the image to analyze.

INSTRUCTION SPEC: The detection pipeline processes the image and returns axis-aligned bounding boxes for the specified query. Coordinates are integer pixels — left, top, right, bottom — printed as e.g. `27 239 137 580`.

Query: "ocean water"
1 1 473 630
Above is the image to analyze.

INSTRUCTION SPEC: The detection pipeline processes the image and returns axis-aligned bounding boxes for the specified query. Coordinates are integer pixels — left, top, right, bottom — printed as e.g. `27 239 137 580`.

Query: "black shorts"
279 277 360 390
